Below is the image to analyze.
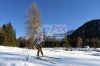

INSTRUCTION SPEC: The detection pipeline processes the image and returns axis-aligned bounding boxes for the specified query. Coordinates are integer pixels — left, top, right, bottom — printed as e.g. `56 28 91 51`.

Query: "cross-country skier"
34 35 44 58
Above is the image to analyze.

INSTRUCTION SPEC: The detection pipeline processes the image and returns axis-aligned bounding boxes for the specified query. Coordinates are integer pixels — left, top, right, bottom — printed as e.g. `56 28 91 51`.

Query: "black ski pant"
36 44 43 57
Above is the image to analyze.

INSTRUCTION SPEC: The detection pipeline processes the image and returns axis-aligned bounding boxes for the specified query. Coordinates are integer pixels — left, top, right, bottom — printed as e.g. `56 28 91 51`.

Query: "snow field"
0 46 100 66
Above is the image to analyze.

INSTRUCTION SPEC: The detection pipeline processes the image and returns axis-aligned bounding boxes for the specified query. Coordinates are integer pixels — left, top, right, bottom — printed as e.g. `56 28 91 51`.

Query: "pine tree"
77 37 83 48
17 37 27 48
90 38 96 48
0 31 5 45
2 23 16 46
0 27 7 45
95 38 100 48
64 33 70 48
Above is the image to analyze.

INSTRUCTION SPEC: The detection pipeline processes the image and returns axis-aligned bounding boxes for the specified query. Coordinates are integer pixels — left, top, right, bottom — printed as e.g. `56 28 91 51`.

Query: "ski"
41 55 61 60
33 56 56 64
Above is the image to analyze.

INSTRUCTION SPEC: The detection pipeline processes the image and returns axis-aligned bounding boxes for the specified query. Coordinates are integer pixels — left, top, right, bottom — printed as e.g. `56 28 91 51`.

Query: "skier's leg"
36 46 40 58
40 45 43 56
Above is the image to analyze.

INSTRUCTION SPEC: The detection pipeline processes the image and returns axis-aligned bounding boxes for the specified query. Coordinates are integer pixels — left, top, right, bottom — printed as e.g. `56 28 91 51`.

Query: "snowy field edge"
0 46 100 66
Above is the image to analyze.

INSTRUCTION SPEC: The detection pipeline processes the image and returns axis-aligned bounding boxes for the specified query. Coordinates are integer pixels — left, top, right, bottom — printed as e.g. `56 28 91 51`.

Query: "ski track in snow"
0 46 100 66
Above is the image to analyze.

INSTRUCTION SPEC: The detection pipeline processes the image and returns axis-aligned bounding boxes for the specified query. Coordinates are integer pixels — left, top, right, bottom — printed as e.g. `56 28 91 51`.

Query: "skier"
34 35 44 58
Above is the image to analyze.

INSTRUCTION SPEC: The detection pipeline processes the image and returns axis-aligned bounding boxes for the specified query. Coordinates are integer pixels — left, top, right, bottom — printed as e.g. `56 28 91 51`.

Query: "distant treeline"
0 19 100 48
0 23 69 48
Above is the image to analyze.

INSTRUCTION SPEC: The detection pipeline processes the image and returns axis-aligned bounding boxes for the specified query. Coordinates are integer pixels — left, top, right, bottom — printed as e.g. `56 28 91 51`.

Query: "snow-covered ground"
0 46 100 66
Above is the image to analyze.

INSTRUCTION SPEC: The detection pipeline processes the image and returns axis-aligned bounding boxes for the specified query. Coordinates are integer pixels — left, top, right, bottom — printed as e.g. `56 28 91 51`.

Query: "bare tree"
25 3 42 47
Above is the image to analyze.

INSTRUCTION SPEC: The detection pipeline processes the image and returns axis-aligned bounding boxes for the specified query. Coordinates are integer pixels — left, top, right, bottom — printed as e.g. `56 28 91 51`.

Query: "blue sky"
0 0 100 37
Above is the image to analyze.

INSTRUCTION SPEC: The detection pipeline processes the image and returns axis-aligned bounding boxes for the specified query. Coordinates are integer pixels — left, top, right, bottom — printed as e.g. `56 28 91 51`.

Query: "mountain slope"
70 19 100 38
